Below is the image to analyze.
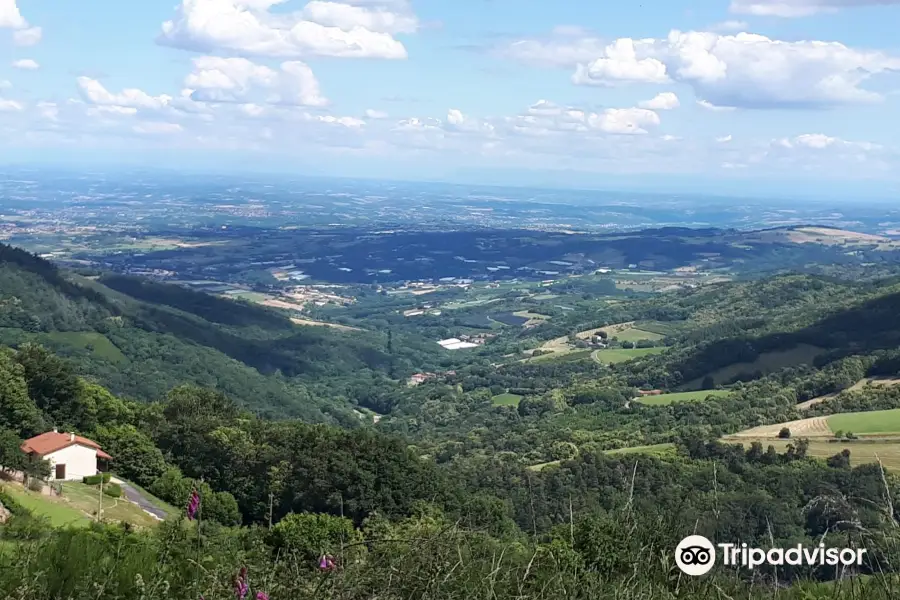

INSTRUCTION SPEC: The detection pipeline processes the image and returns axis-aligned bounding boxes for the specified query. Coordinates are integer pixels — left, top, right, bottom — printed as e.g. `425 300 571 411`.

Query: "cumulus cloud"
185 56 327 106
716 134 733 142
711 20 749 32
365 108 388 119
639 92 680 110
774 132 881 150
502 29 900 109
78 77 174 111
571 39 669 85
730 0 900 17
12 58 39 69
0 0 26 29
158 0 413 59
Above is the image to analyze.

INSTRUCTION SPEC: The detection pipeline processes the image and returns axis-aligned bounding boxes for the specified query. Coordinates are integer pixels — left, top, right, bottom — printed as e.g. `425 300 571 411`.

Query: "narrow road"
110 477 169 520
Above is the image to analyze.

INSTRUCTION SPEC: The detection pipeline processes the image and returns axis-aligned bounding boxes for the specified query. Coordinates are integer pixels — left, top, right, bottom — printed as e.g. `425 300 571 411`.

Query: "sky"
2 0 900 197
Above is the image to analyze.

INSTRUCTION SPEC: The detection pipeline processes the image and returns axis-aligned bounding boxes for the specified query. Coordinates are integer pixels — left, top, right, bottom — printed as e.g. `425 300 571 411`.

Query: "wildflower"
319 554 336 571
233 567 249 600
256 593 269 600
187 489 201 521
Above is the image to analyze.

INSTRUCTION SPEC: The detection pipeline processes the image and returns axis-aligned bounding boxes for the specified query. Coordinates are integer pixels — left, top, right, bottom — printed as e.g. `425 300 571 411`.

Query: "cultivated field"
634 389 731 406
684 343 825 389
591 347 665 365
598 322 665 343
727 416 833 439
727 439 900 471
829 408 900 436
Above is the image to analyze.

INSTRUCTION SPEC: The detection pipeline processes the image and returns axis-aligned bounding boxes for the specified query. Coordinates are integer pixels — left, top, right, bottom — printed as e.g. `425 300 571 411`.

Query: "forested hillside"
0 243 453 422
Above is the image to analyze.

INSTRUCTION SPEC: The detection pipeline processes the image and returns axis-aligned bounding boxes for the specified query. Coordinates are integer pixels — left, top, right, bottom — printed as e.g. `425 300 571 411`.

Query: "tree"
14 344 81 430
270 512 360 559
778 427 791 439
91 424 168 488
0 350 45 437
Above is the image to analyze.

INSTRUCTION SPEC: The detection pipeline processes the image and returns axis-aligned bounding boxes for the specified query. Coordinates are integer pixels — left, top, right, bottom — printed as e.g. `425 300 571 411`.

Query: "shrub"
27 478 44 492
778 427 792 439
103 483 122 498
0 486 31 516
83 473 112 485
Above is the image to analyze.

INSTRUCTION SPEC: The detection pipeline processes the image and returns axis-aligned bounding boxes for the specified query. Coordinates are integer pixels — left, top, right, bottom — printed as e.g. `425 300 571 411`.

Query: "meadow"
634 389 731 406
591 347 665 364
491 393 523 407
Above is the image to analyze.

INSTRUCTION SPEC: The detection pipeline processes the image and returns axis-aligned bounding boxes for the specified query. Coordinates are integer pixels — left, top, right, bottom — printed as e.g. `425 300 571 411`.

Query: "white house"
20 430 113 481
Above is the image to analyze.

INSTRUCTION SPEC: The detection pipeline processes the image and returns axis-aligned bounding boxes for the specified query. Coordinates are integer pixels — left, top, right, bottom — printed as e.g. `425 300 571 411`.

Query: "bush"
270 512 361 559
27 478 44 492
778 427 792 439
83 473 112 485
103 483 122 498
0 486 31 517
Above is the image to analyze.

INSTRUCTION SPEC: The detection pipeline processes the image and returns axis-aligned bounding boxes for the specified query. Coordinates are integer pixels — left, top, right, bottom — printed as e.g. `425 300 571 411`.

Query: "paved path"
110 477 168 520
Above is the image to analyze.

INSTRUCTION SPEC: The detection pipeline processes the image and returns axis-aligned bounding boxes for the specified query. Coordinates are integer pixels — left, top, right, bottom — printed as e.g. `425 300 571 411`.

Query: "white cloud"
78 77 174 111
0 80 9 89
159 0 411 60
11 58 39 70
716 134 733 142
184 56 327 106
446 108 465 126
503 29 900 109
639 92 680 110
730 0 900 17
0 97 24 111
37 101 58 121
587 108 661 134
315 114 365 128
0 0 26 29
365 108 388 119
572 39 669 85
13 25 41 45
697 99 737 111
775 133 881 150
133 122 184 135
498 35 608 68
301 1 418 34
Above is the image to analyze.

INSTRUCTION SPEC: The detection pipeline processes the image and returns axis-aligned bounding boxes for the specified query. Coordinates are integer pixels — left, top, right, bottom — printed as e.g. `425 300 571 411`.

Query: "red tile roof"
20 431 113 460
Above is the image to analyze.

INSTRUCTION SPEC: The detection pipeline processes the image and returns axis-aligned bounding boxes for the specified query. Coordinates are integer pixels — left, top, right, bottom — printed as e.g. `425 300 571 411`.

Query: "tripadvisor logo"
675 536 867 576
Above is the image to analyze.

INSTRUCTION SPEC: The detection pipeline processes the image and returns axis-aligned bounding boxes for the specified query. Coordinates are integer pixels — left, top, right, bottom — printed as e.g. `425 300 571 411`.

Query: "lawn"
828 408 900 436
2 485 89 528
634 389 731 406
492 393 523 407
58 482 160 527
592 347 665 365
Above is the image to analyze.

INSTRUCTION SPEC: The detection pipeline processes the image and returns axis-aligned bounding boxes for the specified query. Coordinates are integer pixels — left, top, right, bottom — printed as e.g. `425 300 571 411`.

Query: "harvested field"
727 416 833 439
797 377 900 410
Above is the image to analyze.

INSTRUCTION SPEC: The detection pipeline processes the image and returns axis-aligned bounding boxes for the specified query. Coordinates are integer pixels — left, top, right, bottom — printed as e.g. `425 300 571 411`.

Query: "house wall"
43 444 98 481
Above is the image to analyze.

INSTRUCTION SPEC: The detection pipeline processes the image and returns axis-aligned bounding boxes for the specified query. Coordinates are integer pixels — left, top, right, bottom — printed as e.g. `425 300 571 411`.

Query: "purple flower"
187 489 201 521
234 567 249 600
319 555 336 571
256 593 269 600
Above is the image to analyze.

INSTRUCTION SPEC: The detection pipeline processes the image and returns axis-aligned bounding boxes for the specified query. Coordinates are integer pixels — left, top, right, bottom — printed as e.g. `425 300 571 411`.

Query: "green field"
829 408 900 435
592 347 665 364
684 343 824 389
605 443 677 457
2 485 89 528
492 393 523 407
605 326 665 343
634 389 731 406
44 332 128 363
530 349 594 363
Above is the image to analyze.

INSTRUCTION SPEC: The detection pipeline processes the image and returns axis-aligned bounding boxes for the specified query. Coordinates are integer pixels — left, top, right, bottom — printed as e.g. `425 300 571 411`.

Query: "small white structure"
437 338 479 350
20 430 112 481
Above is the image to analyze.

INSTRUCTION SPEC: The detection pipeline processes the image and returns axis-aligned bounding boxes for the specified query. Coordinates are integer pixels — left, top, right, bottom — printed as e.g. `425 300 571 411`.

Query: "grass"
491 393 523 407
529 349 594 363
605 443 677 457
591 347 665 364
2 485 90 528
634 389 731 406
526 460 561 472
600 323 666 343
40 332 128 363
828 408 900 436
57 482 160 527
683 343 825 389
726 438 900 472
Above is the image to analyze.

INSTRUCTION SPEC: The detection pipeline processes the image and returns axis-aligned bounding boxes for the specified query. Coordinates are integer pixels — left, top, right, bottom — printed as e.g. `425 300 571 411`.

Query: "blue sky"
2 0 900 196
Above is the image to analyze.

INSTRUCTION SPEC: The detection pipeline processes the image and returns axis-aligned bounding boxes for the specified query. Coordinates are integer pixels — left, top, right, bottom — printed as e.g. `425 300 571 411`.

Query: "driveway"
110 477 169 520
